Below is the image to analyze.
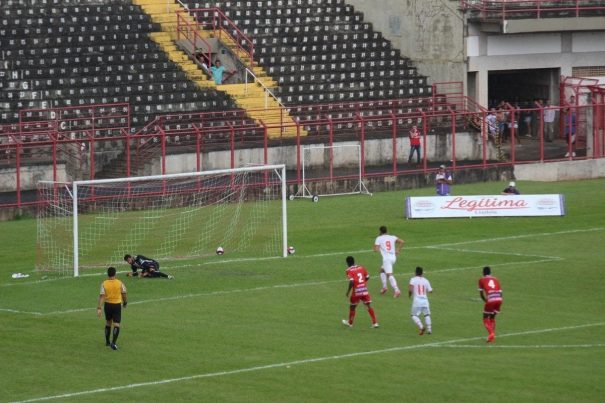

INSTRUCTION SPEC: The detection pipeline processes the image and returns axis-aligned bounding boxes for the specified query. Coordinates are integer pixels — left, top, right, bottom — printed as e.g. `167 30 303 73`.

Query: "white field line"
435 344 605 349
431 246 562 260
1 256 559 316
8 226 601 288
12 322 605 403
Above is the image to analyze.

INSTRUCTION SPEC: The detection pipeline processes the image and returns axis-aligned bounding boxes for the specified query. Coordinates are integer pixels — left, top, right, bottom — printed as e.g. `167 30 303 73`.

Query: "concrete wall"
514 159 605 182
346 0 465 85
0 164 67 192
146 131 495 175
466 29 605 106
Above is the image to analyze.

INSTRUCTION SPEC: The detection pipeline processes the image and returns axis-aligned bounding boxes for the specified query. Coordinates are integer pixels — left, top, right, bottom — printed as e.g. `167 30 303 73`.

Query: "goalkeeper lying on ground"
124 254 174 279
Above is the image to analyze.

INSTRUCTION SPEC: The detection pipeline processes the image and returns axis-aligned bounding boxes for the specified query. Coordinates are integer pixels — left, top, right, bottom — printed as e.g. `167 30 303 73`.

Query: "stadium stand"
0 0 240 130
179 0 433 109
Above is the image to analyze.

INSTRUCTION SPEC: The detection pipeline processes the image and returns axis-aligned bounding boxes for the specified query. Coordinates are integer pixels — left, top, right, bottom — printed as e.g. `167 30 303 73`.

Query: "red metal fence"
1 93 604 209
460 0 605 21
177 7 255 67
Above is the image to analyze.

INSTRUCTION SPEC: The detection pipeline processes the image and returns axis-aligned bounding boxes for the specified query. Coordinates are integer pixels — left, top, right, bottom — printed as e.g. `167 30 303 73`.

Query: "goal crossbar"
37 164 288 276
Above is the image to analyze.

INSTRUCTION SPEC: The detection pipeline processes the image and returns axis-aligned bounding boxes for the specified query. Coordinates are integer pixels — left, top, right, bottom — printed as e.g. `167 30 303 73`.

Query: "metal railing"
181 7 255 67
461 0 605 21
2 96 604 209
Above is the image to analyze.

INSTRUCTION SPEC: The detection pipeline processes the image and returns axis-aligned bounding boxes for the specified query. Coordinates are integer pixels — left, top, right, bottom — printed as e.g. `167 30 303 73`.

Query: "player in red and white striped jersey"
478 266 503 343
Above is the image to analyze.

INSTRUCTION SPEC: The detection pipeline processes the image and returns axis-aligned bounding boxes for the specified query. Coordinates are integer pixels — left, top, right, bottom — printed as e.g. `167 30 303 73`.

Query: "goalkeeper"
124 254 173 279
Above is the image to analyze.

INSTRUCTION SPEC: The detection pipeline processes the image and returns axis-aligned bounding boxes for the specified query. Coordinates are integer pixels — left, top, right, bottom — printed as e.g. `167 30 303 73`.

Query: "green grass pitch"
1 178 604 402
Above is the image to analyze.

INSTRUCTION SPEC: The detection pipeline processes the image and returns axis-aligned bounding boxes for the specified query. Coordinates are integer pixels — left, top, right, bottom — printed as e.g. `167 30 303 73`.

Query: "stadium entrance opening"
487 68 560 108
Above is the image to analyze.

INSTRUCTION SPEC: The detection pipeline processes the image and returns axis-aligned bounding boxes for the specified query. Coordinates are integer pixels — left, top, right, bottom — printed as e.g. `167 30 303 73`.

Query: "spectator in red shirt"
408 125 421 165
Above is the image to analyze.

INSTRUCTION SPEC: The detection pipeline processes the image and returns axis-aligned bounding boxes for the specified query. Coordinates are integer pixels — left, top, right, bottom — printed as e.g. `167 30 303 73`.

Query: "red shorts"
483 300 502 315
350 294 372 305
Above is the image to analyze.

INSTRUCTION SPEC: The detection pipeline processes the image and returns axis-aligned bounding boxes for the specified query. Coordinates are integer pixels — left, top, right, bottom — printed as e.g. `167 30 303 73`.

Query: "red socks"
368 307 377 324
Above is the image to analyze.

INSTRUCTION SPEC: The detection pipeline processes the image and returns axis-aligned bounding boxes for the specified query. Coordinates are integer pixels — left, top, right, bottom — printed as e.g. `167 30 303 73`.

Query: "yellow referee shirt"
100 279 126 304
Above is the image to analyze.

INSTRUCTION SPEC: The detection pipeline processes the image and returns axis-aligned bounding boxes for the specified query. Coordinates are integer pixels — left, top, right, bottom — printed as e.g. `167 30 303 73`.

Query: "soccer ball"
216 246 224 255
287 246 296 255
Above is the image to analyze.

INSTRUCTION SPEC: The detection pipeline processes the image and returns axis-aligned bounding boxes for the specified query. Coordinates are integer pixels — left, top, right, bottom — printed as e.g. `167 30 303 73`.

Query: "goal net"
37 165 288 276
293 143 371 199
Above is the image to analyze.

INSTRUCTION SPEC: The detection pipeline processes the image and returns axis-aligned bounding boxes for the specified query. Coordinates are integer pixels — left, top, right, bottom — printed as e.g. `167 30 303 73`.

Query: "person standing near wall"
543 99 556 142
408 125 421 165
564 95 577 158
435 165 453 196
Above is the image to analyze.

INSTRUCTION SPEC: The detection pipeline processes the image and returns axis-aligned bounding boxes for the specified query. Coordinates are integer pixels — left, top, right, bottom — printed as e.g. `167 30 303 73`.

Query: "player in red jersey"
342 256 379 328
478 266 503 343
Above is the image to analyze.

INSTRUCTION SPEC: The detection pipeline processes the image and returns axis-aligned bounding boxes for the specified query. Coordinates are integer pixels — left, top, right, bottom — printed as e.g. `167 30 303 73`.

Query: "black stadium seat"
0 0 240 131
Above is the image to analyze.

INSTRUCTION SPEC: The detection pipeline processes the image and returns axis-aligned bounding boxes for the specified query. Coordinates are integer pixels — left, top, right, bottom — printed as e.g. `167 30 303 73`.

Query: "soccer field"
1 179 604 402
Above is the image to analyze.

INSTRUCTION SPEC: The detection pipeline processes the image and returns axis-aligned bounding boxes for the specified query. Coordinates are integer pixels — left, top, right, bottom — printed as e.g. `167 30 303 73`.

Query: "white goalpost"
293 143 371 200
37 165 288 277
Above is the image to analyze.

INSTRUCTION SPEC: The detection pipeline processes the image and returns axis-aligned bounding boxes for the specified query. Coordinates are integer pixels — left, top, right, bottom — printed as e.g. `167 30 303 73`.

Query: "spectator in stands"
521 104 532 138
408 125 421 165
530 98 544 138
564 96 577 157
486 108 498 141
508 103 521 144
543 99 556 142
435 165 453 196
501 181 520 195
210 60 234 85
496 102 509 142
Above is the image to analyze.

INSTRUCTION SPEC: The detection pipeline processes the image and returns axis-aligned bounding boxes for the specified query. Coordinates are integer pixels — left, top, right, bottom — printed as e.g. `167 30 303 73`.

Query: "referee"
97 267 127 350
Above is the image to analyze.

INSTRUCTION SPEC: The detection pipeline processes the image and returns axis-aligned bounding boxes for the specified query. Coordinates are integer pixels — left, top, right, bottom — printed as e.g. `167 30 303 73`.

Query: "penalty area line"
6 226 602 288
433 343 605 349
1 255 560 316
13 322 605 403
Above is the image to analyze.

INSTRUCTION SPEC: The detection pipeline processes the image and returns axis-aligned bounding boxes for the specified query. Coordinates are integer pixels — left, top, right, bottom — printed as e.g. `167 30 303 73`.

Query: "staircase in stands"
132 0 302 138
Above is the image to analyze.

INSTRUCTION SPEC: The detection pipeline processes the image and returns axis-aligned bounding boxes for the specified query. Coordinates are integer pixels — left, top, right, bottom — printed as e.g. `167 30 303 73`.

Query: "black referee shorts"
104 303 122 323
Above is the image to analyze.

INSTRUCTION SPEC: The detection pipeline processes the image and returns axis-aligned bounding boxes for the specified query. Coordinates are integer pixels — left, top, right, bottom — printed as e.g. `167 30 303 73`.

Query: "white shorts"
381 255 397 274
411 304 431 317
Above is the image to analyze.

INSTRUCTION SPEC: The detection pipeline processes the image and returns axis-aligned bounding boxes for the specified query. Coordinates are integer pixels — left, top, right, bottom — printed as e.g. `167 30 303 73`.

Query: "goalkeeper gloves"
123 301 128 308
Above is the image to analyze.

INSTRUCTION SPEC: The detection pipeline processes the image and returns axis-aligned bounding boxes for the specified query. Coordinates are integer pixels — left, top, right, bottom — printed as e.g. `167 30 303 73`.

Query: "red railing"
461 0 605 21
2 95 605 209
178 8 255 67
176 10 213 66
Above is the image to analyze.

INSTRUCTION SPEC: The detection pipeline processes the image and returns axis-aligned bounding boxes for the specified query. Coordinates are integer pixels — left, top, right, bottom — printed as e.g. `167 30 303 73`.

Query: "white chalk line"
2 226 600 315
435 344 605 349
0 255 559 316
432 247 562 261
8 226 599 288
12 322 605 403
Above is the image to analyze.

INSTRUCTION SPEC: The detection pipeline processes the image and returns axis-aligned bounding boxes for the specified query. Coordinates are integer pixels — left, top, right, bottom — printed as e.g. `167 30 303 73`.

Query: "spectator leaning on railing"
563 96 577 157
543 99 556 142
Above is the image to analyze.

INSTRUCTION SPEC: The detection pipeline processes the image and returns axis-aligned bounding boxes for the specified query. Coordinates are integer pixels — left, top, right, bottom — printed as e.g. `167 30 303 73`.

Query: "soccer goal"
293 143 371 200
37 165 288 277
